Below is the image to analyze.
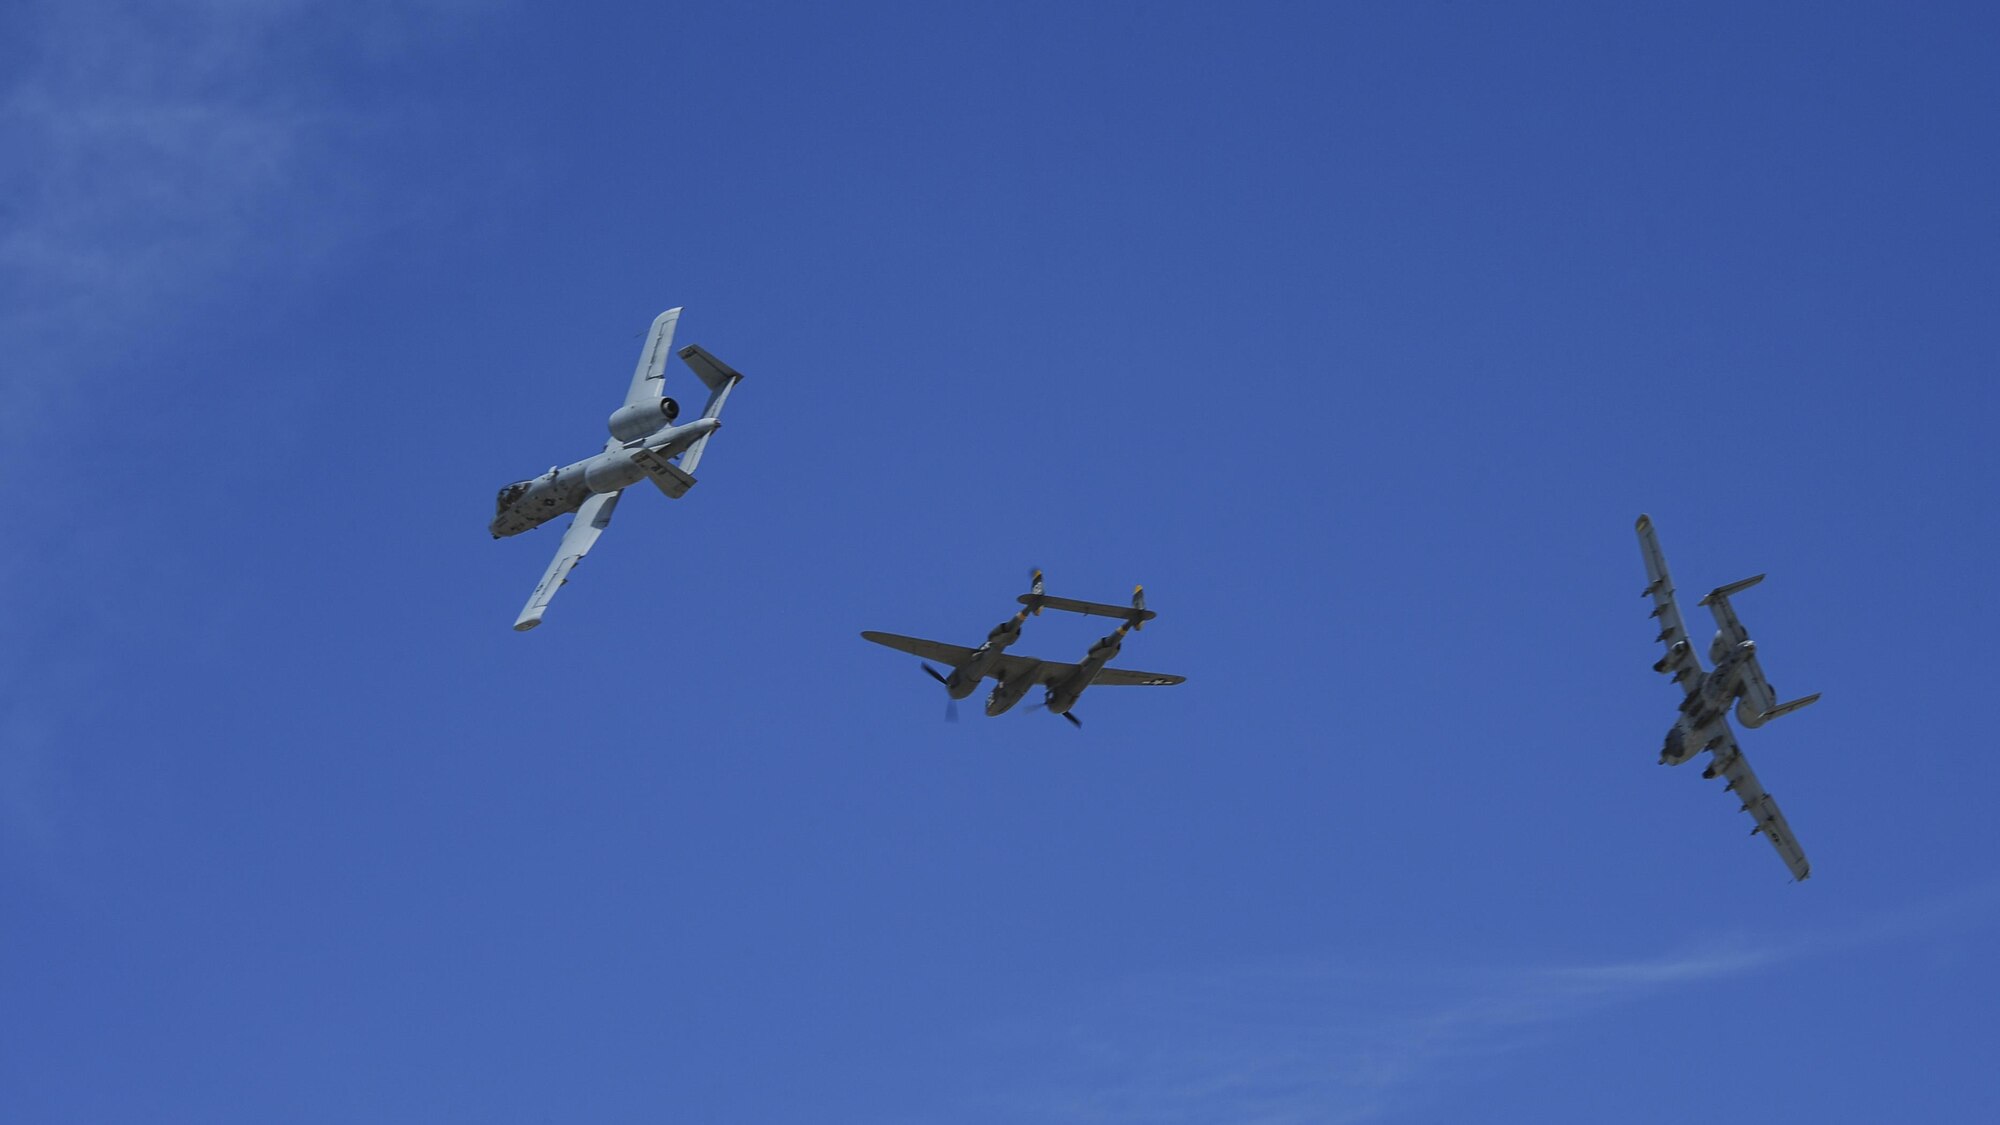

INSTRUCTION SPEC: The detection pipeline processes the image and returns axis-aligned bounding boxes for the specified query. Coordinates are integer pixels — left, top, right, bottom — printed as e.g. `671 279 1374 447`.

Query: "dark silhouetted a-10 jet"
1637 515 1821 881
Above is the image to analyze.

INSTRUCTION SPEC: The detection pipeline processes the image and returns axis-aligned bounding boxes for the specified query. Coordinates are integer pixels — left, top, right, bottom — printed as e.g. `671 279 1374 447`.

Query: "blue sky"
4 2 1997 1121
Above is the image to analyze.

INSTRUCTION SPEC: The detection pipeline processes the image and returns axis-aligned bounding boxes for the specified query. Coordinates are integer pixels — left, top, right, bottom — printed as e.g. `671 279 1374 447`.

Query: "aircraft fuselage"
1660 640 1755 765
942 643 1006 699
986 667 1041 716
490 419 717 538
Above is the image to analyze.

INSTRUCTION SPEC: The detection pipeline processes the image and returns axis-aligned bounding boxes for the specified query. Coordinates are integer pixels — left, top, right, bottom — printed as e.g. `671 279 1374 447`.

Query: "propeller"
920 663 959 722
1027 699 1083 728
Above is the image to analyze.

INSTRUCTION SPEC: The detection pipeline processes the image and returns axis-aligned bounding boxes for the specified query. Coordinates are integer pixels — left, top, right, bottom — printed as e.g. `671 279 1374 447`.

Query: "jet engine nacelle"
607 397 680 443
1711 633 1756 666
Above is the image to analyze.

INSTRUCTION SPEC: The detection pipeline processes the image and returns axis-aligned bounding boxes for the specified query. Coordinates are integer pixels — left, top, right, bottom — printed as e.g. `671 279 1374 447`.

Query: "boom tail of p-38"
917 574 1046 721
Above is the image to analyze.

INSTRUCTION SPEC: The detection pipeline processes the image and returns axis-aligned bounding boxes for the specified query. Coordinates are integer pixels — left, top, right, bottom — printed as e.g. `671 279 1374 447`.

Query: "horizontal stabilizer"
678 344 744 394
1017 592 1156 624
1700 574 1765 605
631 446 696 499
1757 693 1821 723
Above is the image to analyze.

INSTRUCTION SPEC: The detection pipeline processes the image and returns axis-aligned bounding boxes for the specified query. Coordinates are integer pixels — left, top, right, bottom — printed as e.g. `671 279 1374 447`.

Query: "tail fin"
673 345 744 477
1757 693 1821 723
1130 585 1147 629
1699 574 1765 605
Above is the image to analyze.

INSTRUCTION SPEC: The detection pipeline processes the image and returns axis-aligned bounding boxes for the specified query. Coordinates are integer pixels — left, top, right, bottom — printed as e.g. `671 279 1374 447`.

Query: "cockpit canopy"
495 481 531 515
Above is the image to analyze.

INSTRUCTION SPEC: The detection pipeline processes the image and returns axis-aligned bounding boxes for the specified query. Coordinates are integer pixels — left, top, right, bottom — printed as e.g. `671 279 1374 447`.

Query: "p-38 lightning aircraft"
1637 515 1821 880
492 308 744 630
862 574 1183 727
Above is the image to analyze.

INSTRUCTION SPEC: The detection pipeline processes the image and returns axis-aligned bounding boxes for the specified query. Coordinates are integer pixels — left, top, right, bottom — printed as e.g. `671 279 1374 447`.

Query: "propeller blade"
922 664 959 722
1061 711 1082 728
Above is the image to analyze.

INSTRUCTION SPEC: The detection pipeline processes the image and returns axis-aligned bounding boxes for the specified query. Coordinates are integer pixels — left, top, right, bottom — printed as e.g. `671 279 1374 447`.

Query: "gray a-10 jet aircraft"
862 573 1183 726
1637 515 1821 881
492 308 744 631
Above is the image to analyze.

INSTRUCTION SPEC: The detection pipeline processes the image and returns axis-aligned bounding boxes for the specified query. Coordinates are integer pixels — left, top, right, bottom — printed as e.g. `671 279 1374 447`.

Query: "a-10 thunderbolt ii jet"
1636 515 1821 880
492 309 744 630
862 573 1184 726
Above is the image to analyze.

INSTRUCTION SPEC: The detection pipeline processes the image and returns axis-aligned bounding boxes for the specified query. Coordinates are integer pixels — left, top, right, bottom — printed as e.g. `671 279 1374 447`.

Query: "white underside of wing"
1708 728 1811 881
1637 515 1705 684
622 309 683 409
514 490 621 631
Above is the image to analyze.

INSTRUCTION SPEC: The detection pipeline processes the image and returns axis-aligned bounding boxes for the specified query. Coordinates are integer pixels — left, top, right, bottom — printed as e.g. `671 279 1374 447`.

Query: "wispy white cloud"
0 0 327 852
0 0 481 450
4 3 305 372
0 0 486 873
1005 897 1996 1125
1028 950 1764 1125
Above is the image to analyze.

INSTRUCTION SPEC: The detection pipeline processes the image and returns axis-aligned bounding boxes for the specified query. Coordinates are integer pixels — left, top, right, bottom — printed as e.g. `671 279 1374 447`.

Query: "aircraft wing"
1707 727 1812 881
622 308 684 409
1636 515 1704 687
980 653 1070 685
858 637 1171 690
514 490 621 631
974 656 1183 687
1090 667 1186 686
860 631 978 667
